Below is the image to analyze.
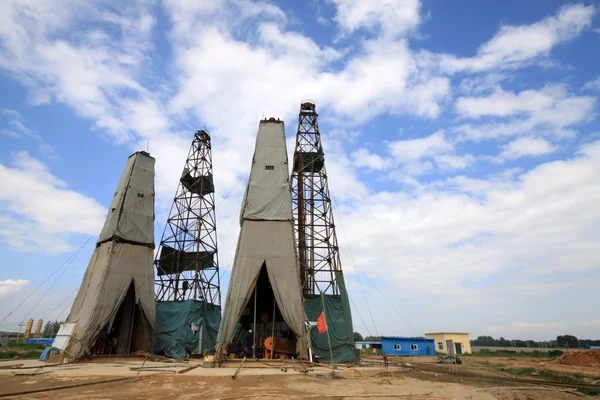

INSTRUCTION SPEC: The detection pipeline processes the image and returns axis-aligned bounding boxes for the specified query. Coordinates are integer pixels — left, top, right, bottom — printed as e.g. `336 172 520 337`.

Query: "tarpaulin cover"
239 120 293 222
217 120 309 357
304 272 357 363
98 152 155 246
66 152 156 359
155 300 221 359
66 241 156 358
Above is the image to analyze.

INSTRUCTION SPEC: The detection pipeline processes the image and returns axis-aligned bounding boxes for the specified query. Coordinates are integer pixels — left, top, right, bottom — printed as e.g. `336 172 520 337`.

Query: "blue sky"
1 0 599 340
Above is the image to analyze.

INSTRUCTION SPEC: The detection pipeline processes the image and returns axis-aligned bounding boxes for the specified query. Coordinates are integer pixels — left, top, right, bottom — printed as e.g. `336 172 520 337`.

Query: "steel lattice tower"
155 130 221 304
291 101 343 296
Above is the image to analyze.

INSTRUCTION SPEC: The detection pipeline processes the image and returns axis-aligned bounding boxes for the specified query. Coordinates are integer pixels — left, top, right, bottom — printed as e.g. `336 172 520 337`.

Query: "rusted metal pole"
232 357 246 380
252 284 257 359
137 352 149 376
270 300 276 359
298 167 306 292
320 292 334 367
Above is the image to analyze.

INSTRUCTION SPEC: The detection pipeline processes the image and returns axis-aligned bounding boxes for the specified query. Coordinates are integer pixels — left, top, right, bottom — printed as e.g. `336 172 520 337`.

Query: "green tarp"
156 245 214 276
155 300 221 359
180 169 214 196
304 272 357 363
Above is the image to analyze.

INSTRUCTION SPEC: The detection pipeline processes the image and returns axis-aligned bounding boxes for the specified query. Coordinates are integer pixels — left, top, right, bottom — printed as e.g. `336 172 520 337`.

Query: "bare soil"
559 350 600 367
0 373 495 400
1 355 598 399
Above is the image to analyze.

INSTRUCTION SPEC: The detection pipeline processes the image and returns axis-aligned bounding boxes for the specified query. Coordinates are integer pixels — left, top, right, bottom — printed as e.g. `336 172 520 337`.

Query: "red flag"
316 312 327 334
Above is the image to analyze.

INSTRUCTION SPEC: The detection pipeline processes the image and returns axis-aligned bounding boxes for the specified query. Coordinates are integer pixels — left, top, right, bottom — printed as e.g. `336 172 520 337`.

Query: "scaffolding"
291 101 344 296
155 130 221 305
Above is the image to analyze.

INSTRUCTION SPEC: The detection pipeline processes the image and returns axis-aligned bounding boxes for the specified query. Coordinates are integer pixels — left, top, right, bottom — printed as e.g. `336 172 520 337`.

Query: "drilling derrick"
291 101 357 362
155 130 221 305
291 101 343 296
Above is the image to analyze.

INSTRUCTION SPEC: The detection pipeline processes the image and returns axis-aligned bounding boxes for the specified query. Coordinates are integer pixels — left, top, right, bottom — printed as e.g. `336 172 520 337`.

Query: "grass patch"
474 360 507 368
0 350 43 359
0 343 45 360
502 366 598 386
467 348 554 359
504 367 537 376
576 387 600 396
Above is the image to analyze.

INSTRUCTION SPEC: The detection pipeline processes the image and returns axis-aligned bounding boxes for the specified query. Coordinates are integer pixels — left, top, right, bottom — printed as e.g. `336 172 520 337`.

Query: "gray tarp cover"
239 120 292 223
217 120 308 357
98 152 155 246
66 152 156 359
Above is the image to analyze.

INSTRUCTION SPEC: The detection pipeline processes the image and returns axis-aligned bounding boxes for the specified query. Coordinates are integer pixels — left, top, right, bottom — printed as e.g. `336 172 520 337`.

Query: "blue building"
25 338 54 344
381 336 435 356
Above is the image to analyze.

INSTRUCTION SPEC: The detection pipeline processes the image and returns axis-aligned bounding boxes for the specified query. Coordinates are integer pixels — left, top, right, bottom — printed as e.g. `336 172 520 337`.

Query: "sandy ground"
0 371 494 400
0 356 597 399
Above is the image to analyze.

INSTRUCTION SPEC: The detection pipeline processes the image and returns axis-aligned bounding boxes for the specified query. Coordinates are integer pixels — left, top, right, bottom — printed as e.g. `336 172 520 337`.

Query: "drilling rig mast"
155 130 221 305
291 101 343 296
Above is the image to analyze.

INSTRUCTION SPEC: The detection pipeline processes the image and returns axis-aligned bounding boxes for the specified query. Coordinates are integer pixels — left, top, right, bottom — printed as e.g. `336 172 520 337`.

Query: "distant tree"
353 332 364 342
50 321 62 337
364 336 381 342
471 336 497 346
557 335 579 348
42 321 53 338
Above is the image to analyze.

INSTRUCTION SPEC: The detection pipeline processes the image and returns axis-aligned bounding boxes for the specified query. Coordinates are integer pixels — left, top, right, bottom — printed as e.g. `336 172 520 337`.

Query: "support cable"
348 294 373 338
332 195 423 338
334 200 380 338
40 288 79 321
20 241 89 325
1 234 95 322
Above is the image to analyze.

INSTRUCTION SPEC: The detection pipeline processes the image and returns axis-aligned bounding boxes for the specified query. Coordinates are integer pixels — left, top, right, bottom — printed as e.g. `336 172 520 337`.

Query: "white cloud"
582 76 600 91
453 84 596 141
331 0 421 38
0 108 59 158
0 279 29 296
388 131 453 160
350 148 391 170
436 3 596 72
385 131 474 174
458 73 508 94
499 137 558 160
0 152 106 253
1 108 23 120
337 141 600 300
456 84 594 119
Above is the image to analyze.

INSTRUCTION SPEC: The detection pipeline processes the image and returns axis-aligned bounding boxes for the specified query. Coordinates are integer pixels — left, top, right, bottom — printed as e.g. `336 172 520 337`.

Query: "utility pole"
15 322 24 343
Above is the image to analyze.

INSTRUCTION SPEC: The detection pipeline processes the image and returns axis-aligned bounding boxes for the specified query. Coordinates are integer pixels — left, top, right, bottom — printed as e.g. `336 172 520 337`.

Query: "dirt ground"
396 354 600 379
0 373 493 400
0 355 598 399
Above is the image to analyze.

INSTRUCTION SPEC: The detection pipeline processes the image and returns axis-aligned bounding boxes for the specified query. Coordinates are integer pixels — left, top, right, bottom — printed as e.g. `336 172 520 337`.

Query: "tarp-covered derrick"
65 152 156 359
216 119 309 360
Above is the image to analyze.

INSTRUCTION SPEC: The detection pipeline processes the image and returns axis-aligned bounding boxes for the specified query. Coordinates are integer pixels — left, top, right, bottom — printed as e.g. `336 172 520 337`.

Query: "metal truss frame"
155 130 221 304
291 101 343 296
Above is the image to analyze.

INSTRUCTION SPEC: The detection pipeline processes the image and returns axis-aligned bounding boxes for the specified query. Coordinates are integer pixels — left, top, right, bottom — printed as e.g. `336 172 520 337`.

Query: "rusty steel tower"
155 130 221 305
291 101 344 296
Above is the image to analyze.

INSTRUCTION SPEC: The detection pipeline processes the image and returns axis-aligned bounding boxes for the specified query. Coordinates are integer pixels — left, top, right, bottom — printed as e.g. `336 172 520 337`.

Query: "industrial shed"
381 336 435 356
425 332 471 355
